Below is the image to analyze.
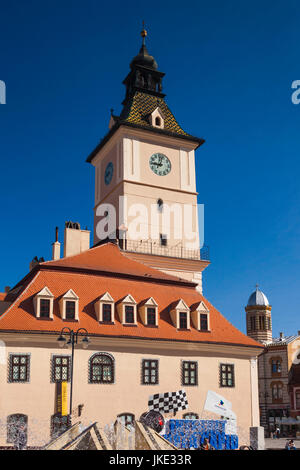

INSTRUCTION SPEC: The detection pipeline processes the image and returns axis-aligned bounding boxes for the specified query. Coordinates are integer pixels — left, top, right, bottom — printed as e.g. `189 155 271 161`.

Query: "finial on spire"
256 283 259 290
141 20 147 45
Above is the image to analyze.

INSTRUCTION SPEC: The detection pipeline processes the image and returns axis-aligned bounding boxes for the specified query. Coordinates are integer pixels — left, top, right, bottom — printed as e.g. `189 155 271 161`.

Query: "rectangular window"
40 299 50 318
142 359 159 385
9 355 30 383
182 361 198 386
147 308 156 326
52 356 70 382
200 313 208 331
220 364 235 388
259 316 265 330
179 312 187 329
102 304 112 322
296 392 300 409
160 234 168 247
250 316 256 331
125 305 134 324
65 301 76 320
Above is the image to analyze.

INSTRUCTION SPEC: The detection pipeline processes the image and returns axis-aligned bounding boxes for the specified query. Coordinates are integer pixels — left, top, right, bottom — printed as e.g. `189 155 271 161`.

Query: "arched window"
89 353 114 384
117 413 135 429
155 117 161 127
7 414 28 444
183 412 199 420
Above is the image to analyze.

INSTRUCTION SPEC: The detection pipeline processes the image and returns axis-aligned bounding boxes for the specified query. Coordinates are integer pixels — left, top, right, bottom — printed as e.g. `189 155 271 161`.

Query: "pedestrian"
285 439 296 450
276 427 280 439
199 437 215 450
14 425 27 450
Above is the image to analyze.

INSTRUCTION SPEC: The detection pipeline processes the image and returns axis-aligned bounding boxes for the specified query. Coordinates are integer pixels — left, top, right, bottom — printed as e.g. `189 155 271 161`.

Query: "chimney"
30 256 39 271
52 226 61 261
279 332 284 340
298 331 300 336
4 286 10 293
63 221 90 258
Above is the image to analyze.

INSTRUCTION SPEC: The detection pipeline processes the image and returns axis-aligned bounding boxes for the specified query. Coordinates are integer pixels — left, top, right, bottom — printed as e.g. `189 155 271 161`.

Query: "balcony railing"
119 239 210 261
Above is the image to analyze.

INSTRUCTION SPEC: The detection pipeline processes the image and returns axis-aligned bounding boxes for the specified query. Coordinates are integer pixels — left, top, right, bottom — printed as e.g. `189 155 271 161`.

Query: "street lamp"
57 327 90 419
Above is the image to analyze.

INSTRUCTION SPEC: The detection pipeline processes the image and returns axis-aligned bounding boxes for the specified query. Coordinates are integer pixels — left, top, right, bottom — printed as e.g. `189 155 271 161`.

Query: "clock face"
104 162 114 185
149 153 171 176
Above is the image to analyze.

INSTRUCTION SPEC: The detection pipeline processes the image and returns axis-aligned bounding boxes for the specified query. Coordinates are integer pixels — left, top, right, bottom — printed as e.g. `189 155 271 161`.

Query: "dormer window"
95 292 115 323
125 306 134 323
139 298 158 326
179 312 187 329
117 294 137 325
150 107 165 129
170 299 190 330
191 301 210 331
59 290 79 321
40 299 50 318
34 287 54 319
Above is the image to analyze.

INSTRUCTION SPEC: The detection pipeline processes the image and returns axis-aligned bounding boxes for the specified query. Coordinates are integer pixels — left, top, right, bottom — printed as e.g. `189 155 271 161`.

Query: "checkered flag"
148 389 188 414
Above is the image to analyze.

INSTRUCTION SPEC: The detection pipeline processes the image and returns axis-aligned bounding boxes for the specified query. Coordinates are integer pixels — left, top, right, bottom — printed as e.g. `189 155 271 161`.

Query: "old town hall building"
0 31 263 448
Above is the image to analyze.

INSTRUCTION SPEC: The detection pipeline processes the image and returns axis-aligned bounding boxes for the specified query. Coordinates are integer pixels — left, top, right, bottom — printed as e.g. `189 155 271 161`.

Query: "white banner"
203 390 232 417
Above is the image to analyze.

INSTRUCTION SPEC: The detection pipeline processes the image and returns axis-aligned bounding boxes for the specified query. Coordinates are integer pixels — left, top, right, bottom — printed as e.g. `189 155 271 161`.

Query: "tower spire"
141 20 147 46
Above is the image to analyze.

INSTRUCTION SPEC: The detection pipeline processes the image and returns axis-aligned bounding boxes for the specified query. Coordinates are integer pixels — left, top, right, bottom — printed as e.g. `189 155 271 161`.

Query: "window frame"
51 355 71 383
8 354 30 383
117 413 135 428
50 413 71 439
179 312 188 329
141 359 159 385
7 414 28 444
89 353 115 384
219 363 235 388
181 360 198 386
200 313 208 331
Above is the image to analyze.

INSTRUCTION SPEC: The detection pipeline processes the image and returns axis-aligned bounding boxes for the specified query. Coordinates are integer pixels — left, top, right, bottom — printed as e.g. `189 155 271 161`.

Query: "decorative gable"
191 301 210 331
95 292 115 323
139 297 158 326
149 107 165 129
59 289 79 321
33 287 54 319
170 299 190 330
116 294 137 325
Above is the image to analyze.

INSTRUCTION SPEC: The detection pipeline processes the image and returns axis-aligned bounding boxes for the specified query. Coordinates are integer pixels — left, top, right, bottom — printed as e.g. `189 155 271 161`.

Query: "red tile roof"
0 243 262 349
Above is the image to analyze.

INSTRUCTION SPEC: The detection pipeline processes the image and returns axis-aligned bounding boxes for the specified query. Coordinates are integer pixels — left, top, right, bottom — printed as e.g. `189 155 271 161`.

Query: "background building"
246 286 300 437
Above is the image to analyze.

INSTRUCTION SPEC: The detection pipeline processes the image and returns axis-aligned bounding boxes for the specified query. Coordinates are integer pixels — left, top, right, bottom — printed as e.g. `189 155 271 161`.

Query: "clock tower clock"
86 28 209 292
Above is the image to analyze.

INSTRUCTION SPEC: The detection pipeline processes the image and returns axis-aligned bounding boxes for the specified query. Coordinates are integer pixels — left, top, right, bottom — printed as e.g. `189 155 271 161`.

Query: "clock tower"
86 28 209 292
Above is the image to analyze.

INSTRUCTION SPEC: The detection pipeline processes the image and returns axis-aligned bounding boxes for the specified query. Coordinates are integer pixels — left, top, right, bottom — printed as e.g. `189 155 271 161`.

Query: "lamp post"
57 327 90 419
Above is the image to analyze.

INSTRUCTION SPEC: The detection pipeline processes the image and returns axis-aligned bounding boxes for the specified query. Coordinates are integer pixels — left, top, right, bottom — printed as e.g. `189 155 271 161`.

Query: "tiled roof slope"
119 92 189 137
0 293 6 301
42 243 189 284
0 244 262 349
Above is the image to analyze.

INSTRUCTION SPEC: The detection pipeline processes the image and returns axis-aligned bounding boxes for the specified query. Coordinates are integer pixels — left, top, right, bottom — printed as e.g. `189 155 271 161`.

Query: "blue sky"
0 0 299 336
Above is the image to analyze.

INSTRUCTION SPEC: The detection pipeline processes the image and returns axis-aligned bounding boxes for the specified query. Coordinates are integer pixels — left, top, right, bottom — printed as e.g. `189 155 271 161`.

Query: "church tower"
245 286 272 343
86 28 209 292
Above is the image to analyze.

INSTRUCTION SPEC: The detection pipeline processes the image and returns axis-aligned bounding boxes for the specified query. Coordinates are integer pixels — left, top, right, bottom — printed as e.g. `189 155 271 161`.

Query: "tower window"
160 234 168 246
259 316 266 330
250 316 256 331
157 199 163 212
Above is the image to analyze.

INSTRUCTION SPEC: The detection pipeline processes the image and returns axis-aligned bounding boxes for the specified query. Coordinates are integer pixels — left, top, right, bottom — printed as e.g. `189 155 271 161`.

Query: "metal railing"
119 239 210 261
